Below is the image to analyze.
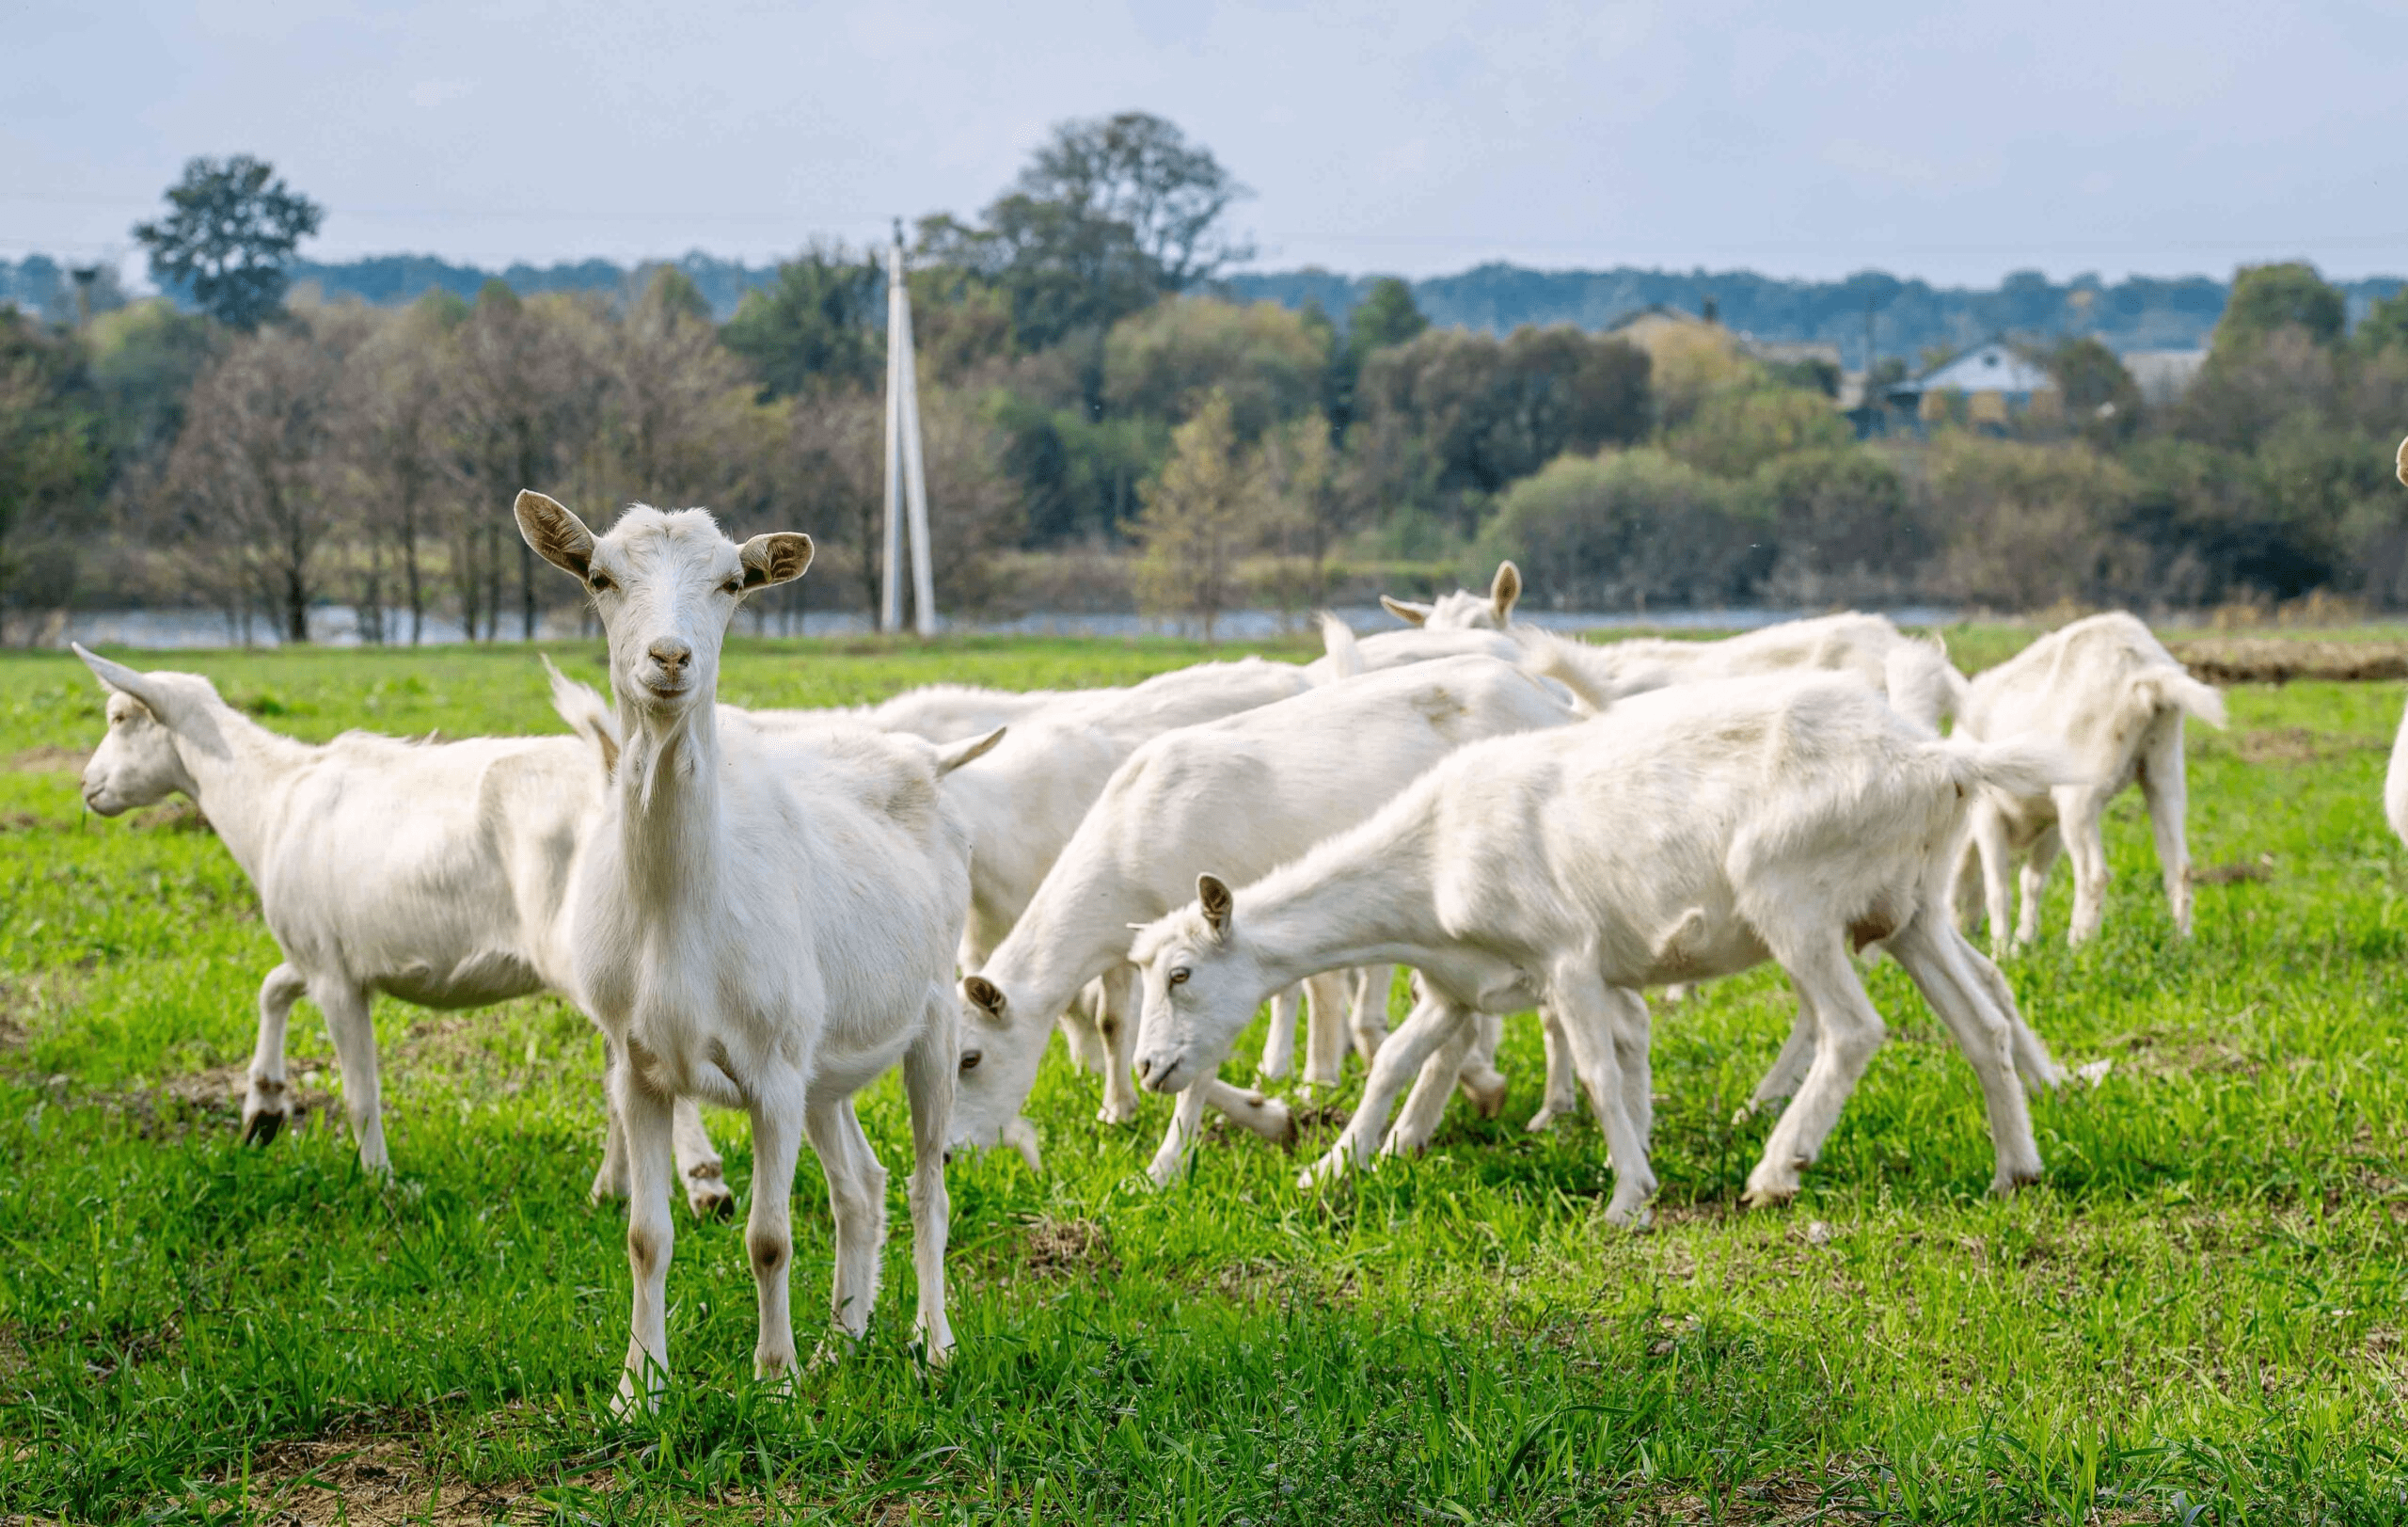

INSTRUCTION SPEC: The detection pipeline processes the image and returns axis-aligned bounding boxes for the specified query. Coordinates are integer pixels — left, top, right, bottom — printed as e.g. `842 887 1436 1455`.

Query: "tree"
160 313 356 641
1348 278 1428 354
2213 262 2346 355
1133 390 1268 640
2047 336 2143 442
337 294 460 643
1103 296 1328 441
721 242 884 398
1480 447 1763 612
1667 385 1850 478
1013 112 1253 291
917 112 1251 355
0 310 103 637
134 155 324 330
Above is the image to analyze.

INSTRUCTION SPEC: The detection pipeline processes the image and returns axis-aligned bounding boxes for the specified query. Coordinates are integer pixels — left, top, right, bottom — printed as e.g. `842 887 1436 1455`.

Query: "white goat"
1954 612 2226 954
516 491 973 1402
1380 562 1523 630
2388 697 2408 848
1130 673 2076 1223
1523 612 1968 731
948 655 1580 1185
70 645 737 1215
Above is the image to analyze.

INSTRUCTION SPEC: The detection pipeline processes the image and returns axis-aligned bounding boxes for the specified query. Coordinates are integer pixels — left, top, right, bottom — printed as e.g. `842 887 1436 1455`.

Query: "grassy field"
0 629 2403 1523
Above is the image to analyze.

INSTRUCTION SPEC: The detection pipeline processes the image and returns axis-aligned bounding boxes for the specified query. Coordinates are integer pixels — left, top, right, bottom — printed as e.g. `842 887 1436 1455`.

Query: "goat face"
945 974 1051 1163
1129 877 1266 1095
515 492 810 724
71 646 207 816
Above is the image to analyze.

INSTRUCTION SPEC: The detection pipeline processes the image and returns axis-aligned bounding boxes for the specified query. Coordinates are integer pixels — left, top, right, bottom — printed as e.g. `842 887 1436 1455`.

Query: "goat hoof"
1096 1101 1139 1127
1461 1074 1508 1120
688 1184 736 1220
240 1107 287 1147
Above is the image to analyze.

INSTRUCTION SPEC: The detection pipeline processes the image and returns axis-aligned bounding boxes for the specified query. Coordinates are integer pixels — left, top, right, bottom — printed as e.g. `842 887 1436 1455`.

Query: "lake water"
46 604 1966 650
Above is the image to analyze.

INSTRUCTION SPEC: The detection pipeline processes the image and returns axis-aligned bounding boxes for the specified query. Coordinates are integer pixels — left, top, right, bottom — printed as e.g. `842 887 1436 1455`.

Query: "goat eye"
588 572 614 593
958 1050 982 1073
721 577 745 596
1168 967 1190 986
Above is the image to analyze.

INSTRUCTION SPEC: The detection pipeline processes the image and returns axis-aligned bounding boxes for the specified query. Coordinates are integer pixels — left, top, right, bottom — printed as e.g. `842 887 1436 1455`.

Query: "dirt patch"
130 799 212 834
64 1062 339 1140
2194 857 2273 885
2227 727 2380 765
234 1439 538 1526
0 812 49 834
1020 1214 1117 1279
8 745 86 773
2166 637 2408 685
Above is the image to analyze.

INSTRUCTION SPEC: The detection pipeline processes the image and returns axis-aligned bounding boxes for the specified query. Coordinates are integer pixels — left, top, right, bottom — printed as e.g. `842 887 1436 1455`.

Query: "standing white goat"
515 491 973 1401
1954 612 2226 954
947 655 1580 1185
1380 562 1523 630
71 646 737 1215
1130 673 2076 1223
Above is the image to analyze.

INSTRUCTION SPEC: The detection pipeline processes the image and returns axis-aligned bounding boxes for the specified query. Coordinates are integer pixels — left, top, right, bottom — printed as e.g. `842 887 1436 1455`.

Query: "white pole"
879 235 907 634
895 269 937 637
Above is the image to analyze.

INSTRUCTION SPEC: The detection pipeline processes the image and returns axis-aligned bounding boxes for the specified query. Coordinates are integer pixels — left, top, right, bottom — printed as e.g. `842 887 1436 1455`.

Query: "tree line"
7 121 2408 641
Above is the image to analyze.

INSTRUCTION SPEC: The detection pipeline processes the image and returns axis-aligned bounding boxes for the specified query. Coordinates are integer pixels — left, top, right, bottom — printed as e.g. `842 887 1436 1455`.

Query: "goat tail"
1315 612 1364 682
936 725 1006 775
2132 668 2227 731
1517 628 1612 716
1934 735 2085 804
1884 637 1972 730
543 655 622 779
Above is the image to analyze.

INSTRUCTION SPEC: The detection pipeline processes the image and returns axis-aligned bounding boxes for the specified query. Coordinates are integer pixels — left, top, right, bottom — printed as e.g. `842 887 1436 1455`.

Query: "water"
44 604 1966 650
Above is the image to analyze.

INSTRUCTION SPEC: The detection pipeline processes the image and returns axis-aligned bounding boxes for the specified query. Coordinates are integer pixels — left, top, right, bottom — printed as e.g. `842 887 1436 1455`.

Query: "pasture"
0 631 2402 1523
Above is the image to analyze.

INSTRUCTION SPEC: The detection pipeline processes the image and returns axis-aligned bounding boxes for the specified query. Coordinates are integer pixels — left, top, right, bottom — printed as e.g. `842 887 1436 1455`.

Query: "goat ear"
1491 561 1521 622
1380 595 1430 627
71 643 172 721
515 491 594 578
740 533 814 590
1196 873 1234 939
2396 436 2408 488
937 725 1006 775
962 975 1006 1021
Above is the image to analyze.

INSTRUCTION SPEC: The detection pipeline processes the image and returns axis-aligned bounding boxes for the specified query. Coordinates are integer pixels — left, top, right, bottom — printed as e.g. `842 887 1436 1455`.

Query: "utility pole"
880 221 937 636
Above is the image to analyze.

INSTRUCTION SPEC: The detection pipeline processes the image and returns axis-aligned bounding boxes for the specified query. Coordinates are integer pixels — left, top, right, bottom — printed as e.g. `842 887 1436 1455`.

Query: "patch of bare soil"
8 745 86 773
71 1062 338 1141
240 1440 540 1526
2166 637 2408 685
1020 1214 1118 1279
2194 856 2274 885
131 799 212 833
2228 727 2380 765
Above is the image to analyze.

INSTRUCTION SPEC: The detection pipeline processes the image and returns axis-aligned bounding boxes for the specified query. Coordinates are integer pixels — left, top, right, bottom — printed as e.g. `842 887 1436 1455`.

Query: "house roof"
1909 341 2053 395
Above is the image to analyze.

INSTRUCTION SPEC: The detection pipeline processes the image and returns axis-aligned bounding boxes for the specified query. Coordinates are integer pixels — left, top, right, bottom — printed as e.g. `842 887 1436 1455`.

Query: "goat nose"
647 639 692 672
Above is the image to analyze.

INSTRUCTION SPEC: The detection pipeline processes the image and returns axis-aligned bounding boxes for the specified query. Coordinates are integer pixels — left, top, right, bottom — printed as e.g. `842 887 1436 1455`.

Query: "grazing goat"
516 491 973 1402
1523 612 1967 730
2388 696 2408 849
1131 674 2076 1223
1381 562 1523 630
1953 612 2226 954
71 645 736 1216
950 655 1580 1185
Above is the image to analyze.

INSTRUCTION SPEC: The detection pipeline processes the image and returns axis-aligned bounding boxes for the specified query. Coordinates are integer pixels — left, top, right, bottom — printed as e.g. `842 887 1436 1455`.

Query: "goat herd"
67 487 2260 1409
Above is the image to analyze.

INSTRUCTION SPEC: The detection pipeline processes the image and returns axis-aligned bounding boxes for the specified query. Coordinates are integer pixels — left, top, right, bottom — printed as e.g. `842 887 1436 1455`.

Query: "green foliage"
1353 326 1652 531
1347 276 1428 354
5 641 2404 1519
133 155 324 331
1750 446 1924 593
719 243 883 399
2213 262 2347 354
1132 390 1269 638
2047 336 2144 442
1666 384 1851 478
1481 446 1766 608
1104 295 1328 440
0 310 103 612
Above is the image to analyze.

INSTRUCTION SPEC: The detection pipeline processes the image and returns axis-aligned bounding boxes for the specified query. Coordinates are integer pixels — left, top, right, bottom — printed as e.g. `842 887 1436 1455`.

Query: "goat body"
1131 673 2076 1223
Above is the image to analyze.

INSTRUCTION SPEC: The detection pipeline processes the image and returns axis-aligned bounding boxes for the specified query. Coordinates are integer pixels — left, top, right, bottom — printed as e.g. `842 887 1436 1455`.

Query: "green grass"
1 633 2404 1523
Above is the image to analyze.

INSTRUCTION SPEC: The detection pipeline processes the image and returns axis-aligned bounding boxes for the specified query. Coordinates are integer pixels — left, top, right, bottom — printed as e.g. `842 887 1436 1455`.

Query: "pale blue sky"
8 0 2407 286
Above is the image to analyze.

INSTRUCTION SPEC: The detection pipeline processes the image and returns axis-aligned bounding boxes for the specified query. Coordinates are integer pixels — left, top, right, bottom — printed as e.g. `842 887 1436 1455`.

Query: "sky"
8 0 2408 290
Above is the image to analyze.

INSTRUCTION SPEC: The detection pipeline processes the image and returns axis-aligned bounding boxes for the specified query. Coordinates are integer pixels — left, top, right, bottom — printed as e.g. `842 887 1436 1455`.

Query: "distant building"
1887 340 2058 427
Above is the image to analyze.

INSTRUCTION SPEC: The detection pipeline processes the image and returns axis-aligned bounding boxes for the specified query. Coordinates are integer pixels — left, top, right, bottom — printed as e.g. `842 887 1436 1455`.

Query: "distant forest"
9 248 2402 368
